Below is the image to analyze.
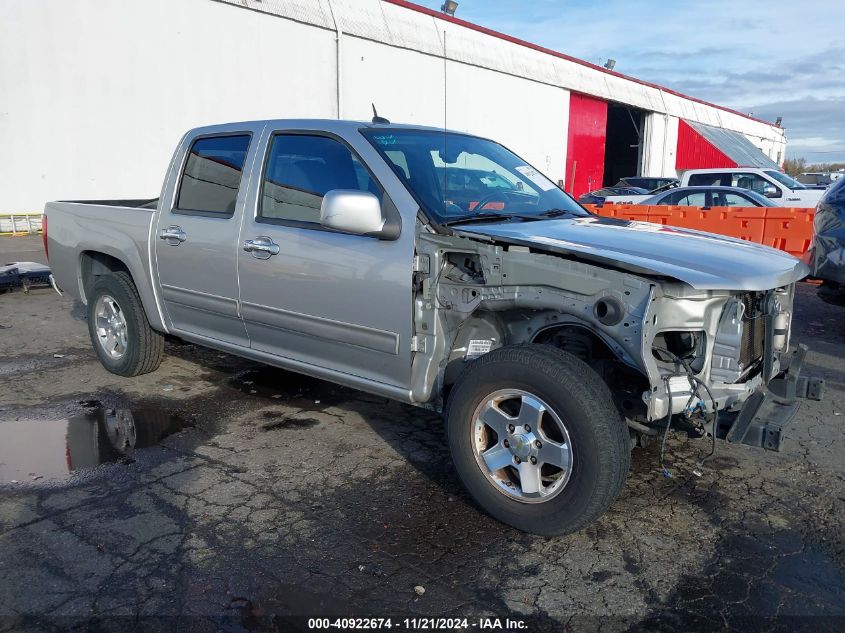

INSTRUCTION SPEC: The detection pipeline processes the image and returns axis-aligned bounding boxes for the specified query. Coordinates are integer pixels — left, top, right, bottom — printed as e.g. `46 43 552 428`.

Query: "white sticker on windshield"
466 339 493 358
515 165 557 192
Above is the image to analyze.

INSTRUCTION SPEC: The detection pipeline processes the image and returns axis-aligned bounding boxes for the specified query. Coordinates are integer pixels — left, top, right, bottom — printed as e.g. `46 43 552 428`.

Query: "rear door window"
676 192 708 206
687 173 726 187
176 135 251 216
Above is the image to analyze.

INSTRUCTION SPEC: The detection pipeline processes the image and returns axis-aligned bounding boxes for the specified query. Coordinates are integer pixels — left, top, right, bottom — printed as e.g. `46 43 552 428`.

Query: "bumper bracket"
721 344 824 452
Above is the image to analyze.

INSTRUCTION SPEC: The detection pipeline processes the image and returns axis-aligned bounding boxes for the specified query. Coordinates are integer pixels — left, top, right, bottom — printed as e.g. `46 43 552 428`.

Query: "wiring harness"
653 347 719 476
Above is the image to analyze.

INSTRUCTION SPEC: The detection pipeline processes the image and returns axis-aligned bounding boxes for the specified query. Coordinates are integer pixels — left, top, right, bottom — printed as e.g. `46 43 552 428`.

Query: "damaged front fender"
408 230 654 407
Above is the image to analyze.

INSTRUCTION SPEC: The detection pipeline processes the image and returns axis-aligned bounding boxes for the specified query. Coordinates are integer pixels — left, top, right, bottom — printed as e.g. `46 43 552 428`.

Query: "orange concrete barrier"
761 208 815 258
579 203 814 257
607 204 650 221
653 206 767 244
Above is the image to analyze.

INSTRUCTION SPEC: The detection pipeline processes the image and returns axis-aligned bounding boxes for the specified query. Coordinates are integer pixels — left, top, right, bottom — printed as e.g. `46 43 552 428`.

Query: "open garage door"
603 104 645 186
566 94 648 197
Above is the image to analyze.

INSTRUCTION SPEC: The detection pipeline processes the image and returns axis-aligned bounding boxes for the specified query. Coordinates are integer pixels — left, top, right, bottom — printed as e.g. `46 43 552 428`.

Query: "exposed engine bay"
409 227 806 449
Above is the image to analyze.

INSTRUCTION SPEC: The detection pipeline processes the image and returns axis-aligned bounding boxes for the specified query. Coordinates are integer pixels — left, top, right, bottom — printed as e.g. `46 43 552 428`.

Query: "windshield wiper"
442 213 520 226
444 209 579 226
536 208 580 218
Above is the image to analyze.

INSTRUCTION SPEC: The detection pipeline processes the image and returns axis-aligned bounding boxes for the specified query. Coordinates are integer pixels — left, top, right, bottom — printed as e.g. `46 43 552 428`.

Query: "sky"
419 0 845 164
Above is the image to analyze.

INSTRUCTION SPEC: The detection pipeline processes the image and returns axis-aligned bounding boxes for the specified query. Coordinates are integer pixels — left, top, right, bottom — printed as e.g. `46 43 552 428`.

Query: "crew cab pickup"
680 168 823 207
44 119 822 535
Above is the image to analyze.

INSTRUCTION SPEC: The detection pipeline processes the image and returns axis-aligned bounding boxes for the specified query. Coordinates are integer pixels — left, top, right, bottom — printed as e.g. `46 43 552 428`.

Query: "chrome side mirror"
320 190 385 236
762 183 780 198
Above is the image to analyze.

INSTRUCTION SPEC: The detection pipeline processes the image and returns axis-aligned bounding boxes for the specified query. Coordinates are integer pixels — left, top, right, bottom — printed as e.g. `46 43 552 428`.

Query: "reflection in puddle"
0 408 191 483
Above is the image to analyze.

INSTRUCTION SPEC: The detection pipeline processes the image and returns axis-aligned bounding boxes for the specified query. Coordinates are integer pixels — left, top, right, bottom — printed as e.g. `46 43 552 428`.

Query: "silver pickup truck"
44 119 821 535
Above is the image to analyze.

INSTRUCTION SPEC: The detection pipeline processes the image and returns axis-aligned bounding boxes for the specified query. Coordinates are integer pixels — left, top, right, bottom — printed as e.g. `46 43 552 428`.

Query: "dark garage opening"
603 103 645 186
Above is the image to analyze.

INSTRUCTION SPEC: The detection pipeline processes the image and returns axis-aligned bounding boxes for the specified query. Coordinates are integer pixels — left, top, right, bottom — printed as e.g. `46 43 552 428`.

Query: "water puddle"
0 407 191 484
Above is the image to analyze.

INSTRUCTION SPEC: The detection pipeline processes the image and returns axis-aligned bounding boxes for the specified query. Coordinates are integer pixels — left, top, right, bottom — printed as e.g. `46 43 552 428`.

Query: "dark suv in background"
615 176 679 191
812 177 845 304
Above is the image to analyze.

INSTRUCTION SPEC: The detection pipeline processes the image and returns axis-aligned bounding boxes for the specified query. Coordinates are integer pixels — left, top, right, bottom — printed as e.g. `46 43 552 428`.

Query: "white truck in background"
680 168 824 208
597 168 823 207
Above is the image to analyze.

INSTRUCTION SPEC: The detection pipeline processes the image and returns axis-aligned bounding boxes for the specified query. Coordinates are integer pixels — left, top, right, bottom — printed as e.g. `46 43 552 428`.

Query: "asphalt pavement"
0 235 843 632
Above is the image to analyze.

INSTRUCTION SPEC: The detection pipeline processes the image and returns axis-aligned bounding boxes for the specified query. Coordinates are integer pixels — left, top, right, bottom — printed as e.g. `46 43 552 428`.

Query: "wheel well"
79 251 131 303
532 324 649 419
442 316 633 408
532 324 615 363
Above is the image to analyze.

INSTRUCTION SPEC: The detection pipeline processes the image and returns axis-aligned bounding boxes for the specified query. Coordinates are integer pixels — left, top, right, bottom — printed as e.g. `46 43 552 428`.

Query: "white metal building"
0 0 787 212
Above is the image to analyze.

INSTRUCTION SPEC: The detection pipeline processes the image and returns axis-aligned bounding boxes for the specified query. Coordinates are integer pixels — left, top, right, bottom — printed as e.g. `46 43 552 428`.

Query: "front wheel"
445 344 630 536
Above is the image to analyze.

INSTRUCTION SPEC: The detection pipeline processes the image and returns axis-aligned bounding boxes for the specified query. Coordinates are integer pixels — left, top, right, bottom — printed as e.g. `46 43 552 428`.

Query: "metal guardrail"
0 213 43 235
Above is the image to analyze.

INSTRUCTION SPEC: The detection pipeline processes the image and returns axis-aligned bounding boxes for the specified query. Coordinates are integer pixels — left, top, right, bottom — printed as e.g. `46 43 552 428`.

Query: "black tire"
87 271 164 377
445 344 630 536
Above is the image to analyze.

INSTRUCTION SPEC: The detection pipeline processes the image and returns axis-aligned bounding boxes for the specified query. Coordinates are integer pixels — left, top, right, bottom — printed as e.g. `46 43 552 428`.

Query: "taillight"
42 214 48 260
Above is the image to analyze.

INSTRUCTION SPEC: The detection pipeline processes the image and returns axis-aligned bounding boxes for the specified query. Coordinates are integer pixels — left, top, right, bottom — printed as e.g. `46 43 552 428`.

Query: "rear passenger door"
155 125 263 345
236 130 413 388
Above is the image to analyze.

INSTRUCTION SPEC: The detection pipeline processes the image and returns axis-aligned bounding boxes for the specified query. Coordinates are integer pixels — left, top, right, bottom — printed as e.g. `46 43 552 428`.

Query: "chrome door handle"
159 226 187 245
243 236 280 259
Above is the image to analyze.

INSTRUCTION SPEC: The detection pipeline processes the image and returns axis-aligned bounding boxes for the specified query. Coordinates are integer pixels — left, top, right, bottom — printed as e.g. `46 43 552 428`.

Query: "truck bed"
43 200 159 317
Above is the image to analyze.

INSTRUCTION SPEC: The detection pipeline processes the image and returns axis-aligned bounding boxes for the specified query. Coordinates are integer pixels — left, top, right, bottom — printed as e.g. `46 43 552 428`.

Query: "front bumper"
716 344 825 451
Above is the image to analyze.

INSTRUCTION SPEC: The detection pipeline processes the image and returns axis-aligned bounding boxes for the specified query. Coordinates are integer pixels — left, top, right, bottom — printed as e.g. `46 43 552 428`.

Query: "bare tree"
783 157 806 176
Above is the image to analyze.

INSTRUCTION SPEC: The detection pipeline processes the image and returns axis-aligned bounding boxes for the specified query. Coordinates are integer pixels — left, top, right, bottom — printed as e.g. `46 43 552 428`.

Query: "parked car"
642 186 778 208
44 119 821 535
680 168 823 207
811 176 845 305
615 177 679 191
578 186 649 204
796 172 833 188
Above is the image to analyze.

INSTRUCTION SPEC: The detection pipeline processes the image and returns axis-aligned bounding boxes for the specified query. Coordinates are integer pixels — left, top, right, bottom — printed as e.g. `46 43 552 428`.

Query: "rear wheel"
445 344 630 535
87 271 164 376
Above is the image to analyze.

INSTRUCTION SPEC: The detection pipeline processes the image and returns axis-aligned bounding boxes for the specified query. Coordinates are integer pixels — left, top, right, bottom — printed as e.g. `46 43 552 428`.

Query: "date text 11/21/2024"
306 617 528 630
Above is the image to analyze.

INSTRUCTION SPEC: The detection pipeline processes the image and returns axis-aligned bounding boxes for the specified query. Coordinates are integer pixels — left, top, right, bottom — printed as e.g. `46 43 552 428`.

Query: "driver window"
259 134 380 225
722 192 752 207
732 173 773 196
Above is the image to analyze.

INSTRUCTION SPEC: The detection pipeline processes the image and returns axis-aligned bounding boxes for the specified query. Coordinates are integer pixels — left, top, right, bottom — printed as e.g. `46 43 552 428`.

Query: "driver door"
236 130 413 388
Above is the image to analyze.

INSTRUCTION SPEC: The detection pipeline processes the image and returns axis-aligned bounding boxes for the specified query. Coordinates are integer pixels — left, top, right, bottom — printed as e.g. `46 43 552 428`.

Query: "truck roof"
188 118 458 137
682 167 777 174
